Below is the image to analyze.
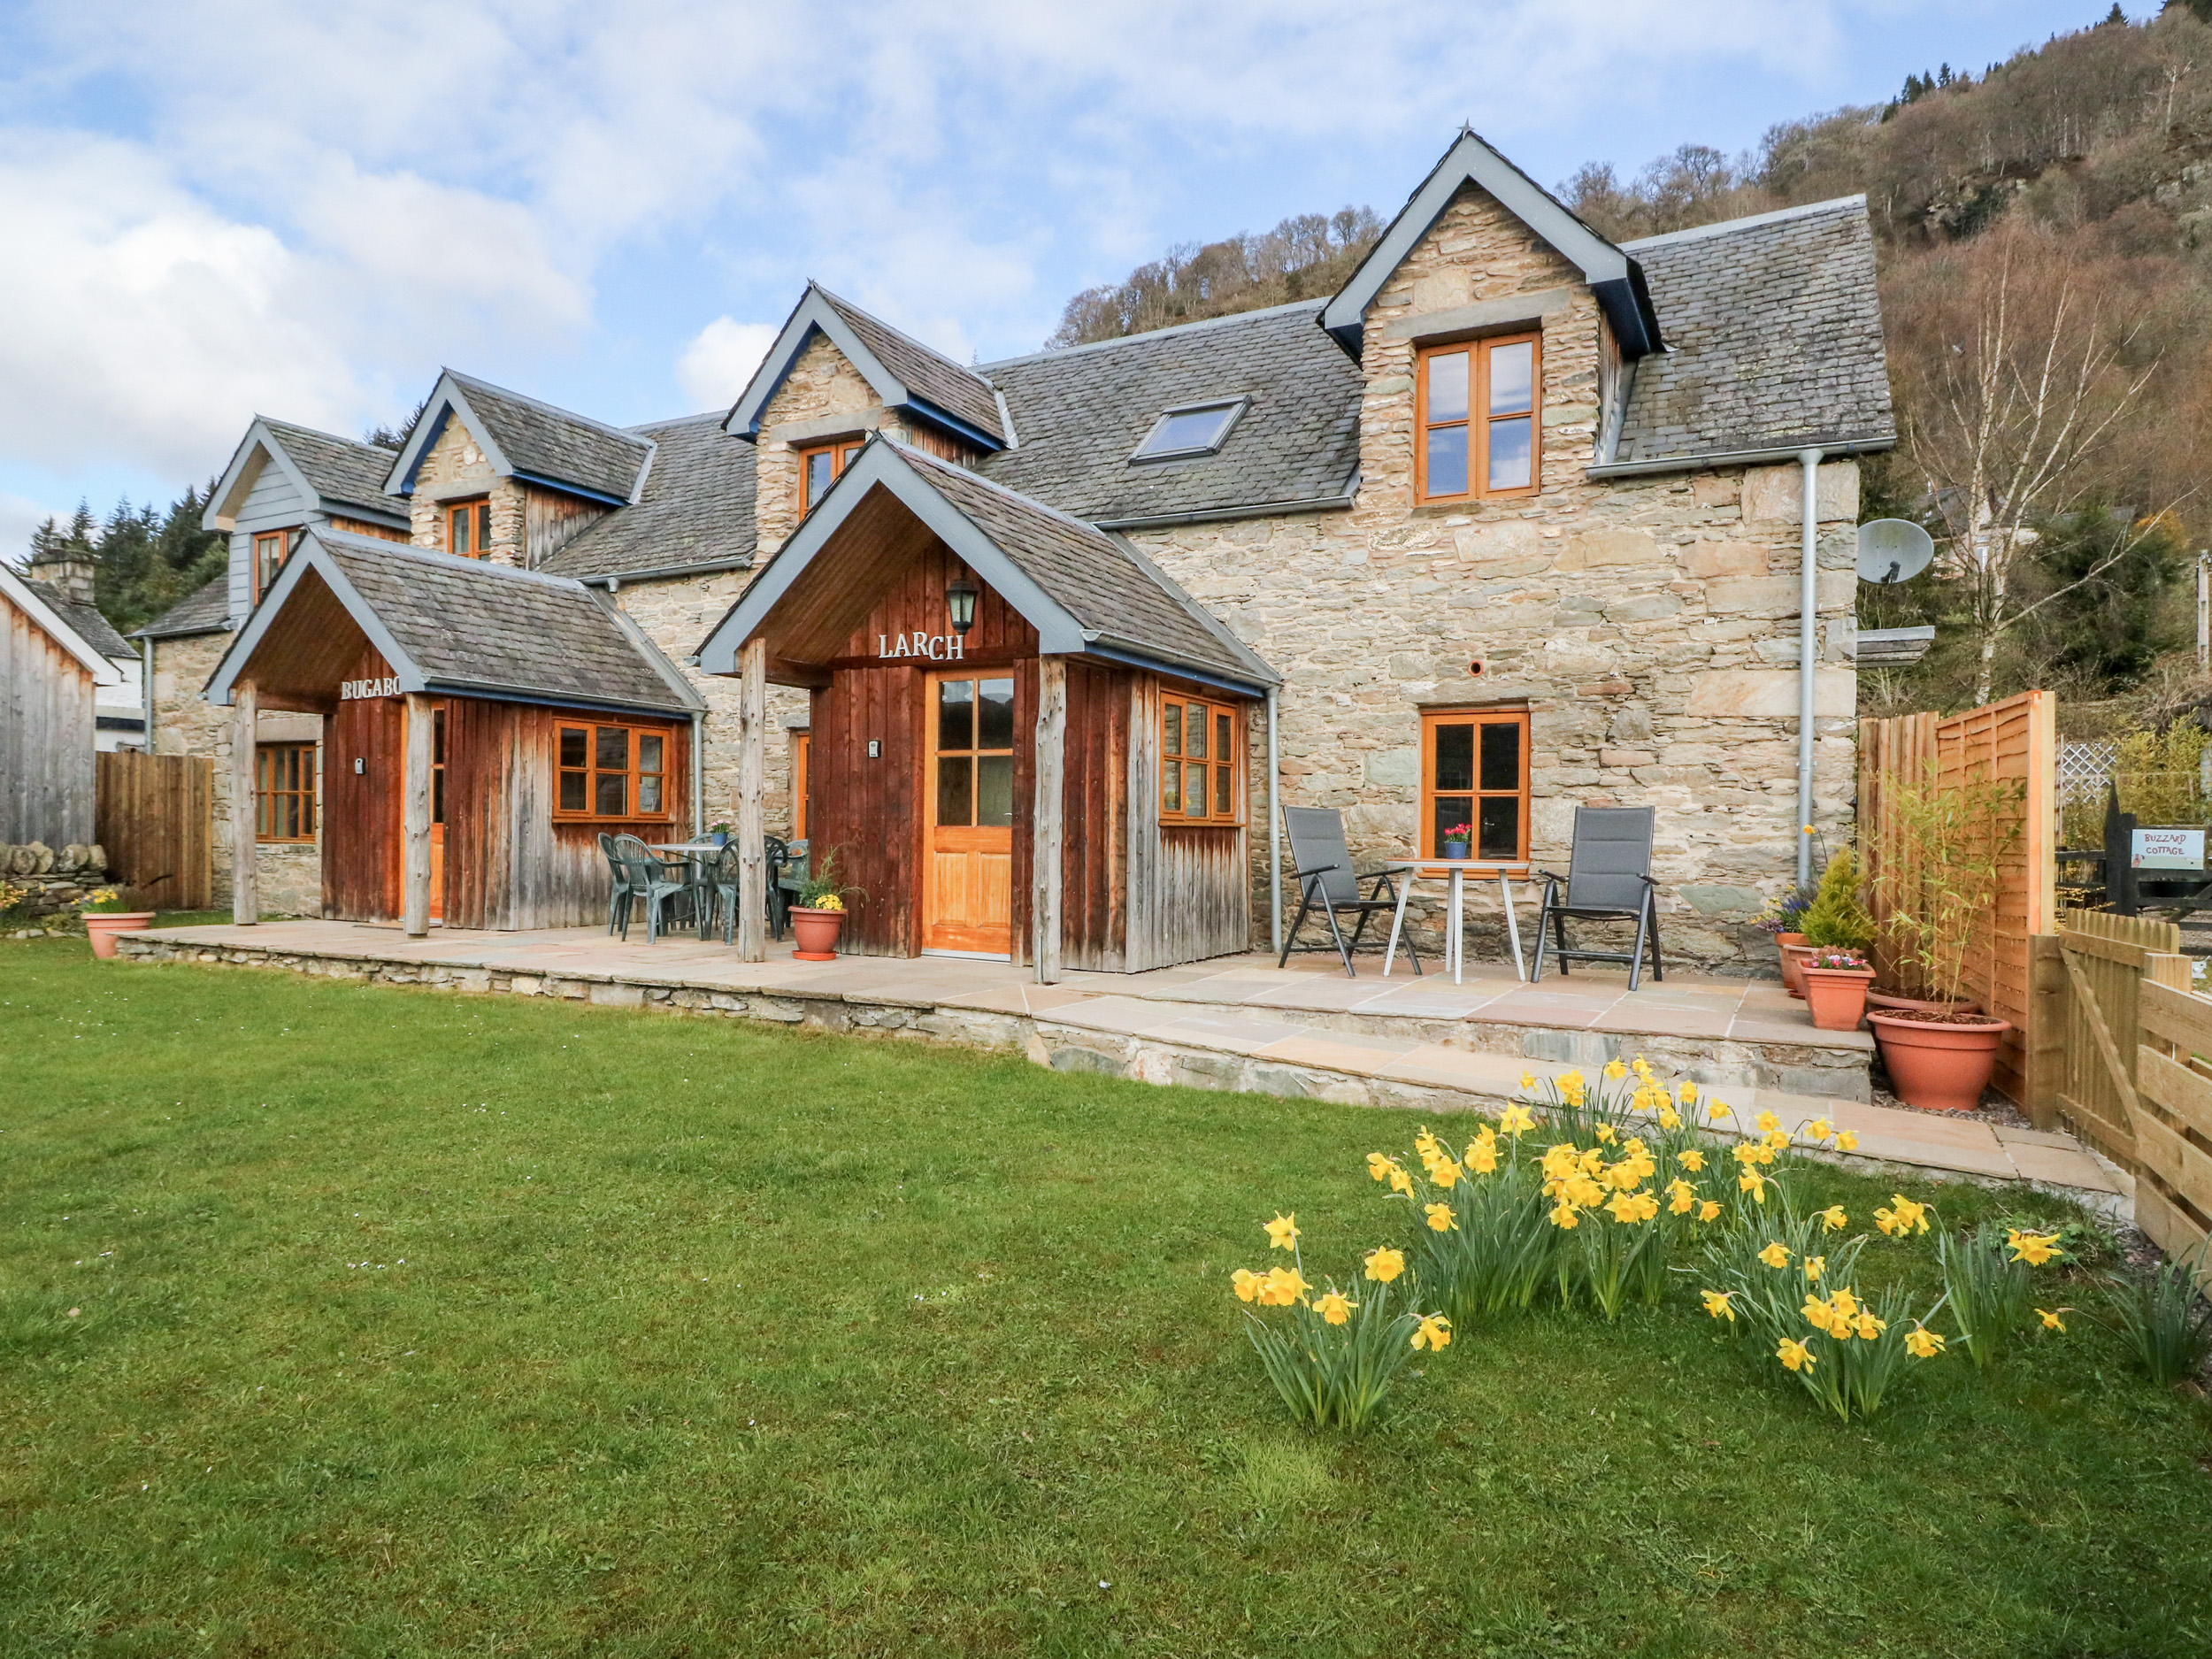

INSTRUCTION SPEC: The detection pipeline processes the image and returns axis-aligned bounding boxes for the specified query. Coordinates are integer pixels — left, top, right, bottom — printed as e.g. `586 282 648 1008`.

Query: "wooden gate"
2046 910 2186 1160
94 750 213 910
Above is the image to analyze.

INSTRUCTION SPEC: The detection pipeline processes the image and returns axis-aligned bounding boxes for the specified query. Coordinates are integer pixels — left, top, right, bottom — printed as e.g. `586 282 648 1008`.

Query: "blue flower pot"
1443 841 1470 860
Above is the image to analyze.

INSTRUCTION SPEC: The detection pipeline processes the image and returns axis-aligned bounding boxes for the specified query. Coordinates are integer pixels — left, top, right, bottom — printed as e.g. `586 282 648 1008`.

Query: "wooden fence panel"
95 750 212 910
1859 690 2056 1103
2051 910 2184 1162
2134 978 2212 1298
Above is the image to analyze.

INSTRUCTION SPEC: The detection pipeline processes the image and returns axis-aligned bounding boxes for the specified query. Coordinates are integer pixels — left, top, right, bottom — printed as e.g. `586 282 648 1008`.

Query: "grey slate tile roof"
893 442 1276 687
817 289 1004 442
1613 196 1895 466
449 371 656 503
136 573 231 639
261 419 403 519
316 531 699 712
538 414 757 580
976 301 1363 524
27 579 134 658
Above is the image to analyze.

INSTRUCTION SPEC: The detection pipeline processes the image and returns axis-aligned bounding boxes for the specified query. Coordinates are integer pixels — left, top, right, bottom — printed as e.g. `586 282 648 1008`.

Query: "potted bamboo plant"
1865 764 2021 1111
1797 849 1878 1030
788 848 861 962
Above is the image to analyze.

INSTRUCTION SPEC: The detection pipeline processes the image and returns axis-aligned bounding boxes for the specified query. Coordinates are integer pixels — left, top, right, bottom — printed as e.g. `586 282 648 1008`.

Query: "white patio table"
1378 859 1528 984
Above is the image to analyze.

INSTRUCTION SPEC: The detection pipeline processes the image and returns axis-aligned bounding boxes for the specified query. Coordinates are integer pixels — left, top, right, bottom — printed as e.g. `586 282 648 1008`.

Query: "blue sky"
0 0 2117 563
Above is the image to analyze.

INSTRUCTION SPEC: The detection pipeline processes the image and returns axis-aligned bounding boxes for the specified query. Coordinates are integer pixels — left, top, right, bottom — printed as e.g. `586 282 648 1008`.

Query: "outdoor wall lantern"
945 578 979 636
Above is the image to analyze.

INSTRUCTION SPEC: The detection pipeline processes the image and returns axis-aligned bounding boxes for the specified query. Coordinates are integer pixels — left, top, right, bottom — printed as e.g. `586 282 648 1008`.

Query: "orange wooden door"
922 672 1014 956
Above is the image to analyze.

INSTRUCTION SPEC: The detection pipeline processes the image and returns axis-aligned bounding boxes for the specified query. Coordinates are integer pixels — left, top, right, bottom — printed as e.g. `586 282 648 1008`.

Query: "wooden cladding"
254 742 318 841
1159 695 1241 825
94 750 212 909
556 721 674 820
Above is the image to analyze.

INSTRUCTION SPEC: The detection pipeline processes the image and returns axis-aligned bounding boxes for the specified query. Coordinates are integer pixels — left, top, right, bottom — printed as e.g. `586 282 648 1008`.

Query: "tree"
20 484 224 634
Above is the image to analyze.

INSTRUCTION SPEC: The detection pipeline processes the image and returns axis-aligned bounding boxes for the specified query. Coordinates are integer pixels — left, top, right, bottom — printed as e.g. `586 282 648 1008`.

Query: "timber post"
1033 657 1066 984
402 693 434 937
229 679 258 925
736 638 768 963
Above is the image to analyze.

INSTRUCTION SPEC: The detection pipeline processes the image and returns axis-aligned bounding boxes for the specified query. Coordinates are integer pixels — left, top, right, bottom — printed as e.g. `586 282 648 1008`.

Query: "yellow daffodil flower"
1803 1255 1824 1283
1260 1266 1310 1307
1732 1141 1762 1167
1432 1160 1463 1189
1762 1128 1792 1153
1818 1205 1847 1232
1802 1294 1841 1336
1758 1240 1791 1270
1701 1289 1736 1322
1905 1325 1946 1358
1499 1102 1536 1135
1657 1106 1681 1130
1389 1167 1415 1196
1363 1247 1406 1284
1231 1268 1262 1302
1807 1118 1833 1141
1777 1337 1816 1372
1739 1171 1770 1202
1678 1148 1705 1172
1563 1172 1606 1209
1834 1130 1858 1152
2008 1229 2062 1267
1366 1152 1395 1183
2037 1307 2068 1332
1826 1286 1857 1321
1698 1200 1722 1222
1425 1202 1457 1233
1264 1214 1300 1251
1549 1202 1581 1230
1315 1291 1356 1325
1594 1123 1617 1144
1519 1071 1538 1093
1755 1110 1779 1133
1467 1141 1498 1175
1605 1059 1627 1080
1709 1102 1730 1122
1411 1313 1452 1352
1667 1178 1696 1215
1875 1194 1929 1238
1540 1144 1581 1182
1852 1311 1886 1340
1680 1081 1699 1104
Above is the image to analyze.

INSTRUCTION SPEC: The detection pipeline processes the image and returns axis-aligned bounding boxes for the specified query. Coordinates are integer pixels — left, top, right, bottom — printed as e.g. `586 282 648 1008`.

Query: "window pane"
1480 721 1521 792
1141 405 1237 456
1488 341 1534 415
449 508 470 557
1488 417 1532 491
1215 759 1233 818
936 756 972 826
432 767 444 826
1434 723 1474 793
560 771 588 812
805 450 834 506
595 726 628 771
1186 762 1207 817
639 774 663 813
937 680 974 753
433 709 446 764
1426 350 1469 422
1186 704 1207 759
300 786 315 838
1433 797 1474 853
595 772 627 817
978 677 1015 750
1425 425 1468 497
1162 757 1181 814
1479 796 1521 861
977 756 1013 827
637 733 664 774
1163 703 1181 757
474 503 491 549
1215 712 1233 767
559 728 588 769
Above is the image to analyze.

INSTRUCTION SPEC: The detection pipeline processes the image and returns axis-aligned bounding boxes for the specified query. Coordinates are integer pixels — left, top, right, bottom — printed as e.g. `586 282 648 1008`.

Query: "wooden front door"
923 672 1015 956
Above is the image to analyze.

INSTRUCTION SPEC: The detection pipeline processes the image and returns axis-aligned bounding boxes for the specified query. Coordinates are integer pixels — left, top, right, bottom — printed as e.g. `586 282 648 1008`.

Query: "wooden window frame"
554 721 677 822
1159 694 1244 827
796 439 864 511
251 529 290 603
255 741 318 842
1413 333 1541 504
445 497 493 559
1418 707 1531 867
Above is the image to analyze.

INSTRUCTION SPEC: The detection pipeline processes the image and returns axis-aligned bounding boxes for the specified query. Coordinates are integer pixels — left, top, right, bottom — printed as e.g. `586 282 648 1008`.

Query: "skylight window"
1131 398 1246 462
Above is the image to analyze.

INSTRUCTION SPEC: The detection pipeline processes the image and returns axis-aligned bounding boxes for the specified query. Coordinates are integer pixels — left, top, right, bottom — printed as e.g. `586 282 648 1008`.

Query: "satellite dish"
1856 518 1935 585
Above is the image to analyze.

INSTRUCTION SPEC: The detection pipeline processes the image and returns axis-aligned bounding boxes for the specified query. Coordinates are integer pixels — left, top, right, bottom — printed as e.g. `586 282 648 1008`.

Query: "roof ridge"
443 369 657 451
258 414 398 457
811 283 997 389
1622 194 1869 250
882 434 1114 540
978 298 1326 370
625 411 728 434
315 528 591 593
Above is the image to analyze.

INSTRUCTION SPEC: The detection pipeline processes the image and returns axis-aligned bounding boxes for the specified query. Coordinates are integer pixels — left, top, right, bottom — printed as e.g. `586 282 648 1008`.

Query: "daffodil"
1905 1325 1946 1358
1605 1059 1627 1080
1807 1117 1833 1141
1231 1268 1262 1303
1875 1194 1929 1237
1364 1247 1406 1283
1698 1200 1722 1222
1466 1141 1498 1175
1315 1291 1356 1325
1818 1204 1847 1232
1708 1102 1730 1122
1802 1255 1824 1283
1549 1202 1582 1230
1657 1106 1682 1130
2037 1307 2068 1332
1777 1337 1816 1372
1679 1081 1699 1104
2008 1229 2062 1267
1834 1130 1858 1152
1424 1202 1456 1233
1678 1148 1705 1172
1499 1102 1536 1135
1594 1123 1617 1144
1701 1289 1735 1322
1389 1167 1415 1196
1411 1314 1452 1352
1758 1240 1791 1270
1667 1178 1696 1215
1732 1141 1763 1167
1605 1189 1659 1225
1260 1266 1310 1307
1830 1286 1859 1320
1762 1128 1792 1154
1755 1110 1779 1133
1431 1159 1463 1189
1739 1171 1770 1202
1263 1213 1300 1251
1802 1294 1842 1337
1366 1152 1395 1183
1851 1311 1886 1340
1518 1071 1537 1093
1540 1143 1582 1182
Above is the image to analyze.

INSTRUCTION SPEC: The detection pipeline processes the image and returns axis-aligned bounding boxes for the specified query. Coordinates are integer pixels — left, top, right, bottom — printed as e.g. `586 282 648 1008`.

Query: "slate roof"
311 531 698 712
893 442 1276 687
261 419 403 519
25 579 134 659
1610 197 1894 468
978 301 1363 524
449 371 656 503
816 288 1004 442
539 414 757 580
136 573 231 640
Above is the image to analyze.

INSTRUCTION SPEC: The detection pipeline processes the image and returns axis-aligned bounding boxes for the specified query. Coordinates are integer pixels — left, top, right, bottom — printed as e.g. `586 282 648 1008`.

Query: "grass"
3 937 2210 1657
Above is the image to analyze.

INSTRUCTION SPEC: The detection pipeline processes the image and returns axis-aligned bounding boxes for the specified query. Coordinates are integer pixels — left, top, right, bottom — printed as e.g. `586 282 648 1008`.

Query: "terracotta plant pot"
1777 938 1816 997
1867 1010 2013 1113
1801 965 1876 1032
83 912 156 959
1867 989 1982 1018
789 906 845 962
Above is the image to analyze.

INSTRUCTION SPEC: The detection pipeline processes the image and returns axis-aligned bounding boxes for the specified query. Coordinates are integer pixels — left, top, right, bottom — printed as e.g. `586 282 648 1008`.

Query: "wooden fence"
95 750 212 910
2036 909 2212 1294
1859 689 2057 1102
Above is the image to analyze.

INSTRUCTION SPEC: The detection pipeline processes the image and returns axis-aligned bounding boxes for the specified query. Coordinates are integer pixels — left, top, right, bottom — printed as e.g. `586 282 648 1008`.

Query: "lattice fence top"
2058 740 2118 806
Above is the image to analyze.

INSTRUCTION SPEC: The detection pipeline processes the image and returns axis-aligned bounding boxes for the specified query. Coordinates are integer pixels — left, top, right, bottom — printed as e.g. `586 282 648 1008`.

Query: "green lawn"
3 937 2209 1658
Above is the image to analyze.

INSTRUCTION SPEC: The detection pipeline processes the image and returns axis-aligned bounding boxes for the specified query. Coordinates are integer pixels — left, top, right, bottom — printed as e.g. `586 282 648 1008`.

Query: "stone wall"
407 421 526 565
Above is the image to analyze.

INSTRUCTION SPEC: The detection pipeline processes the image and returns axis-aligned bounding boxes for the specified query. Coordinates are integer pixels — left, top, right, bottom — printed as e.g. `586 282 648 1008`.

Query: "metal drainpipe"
1795 447 1824 888
1267 686 1282 954
140 636 156 753
691 711 705 840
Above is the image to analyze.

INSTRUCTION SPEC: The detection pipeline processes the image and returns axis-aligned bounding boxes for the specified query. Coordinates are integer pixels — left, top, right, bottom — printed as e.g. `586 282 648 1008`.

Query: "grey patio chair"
598 832 636 936
609 833 693 943
1277 806 1420 979
1530 806 1663 990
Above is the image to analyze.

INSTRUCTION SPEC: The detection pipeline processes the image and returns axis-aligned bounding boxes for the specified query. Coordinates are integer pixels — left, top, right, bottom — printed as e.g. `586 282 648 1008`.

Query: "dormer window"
1131 399 1246 462
251 530 290 602
1417 334 1540 502
446 497 492 558
799 439 864 510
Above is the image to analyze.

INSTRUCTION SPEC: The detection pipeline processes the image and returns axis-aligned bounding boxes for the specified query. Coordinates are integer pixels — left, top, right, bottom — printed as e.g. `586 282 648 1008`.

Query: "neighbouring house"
2 559 124 847
19 547 143 752
142 129 1893 970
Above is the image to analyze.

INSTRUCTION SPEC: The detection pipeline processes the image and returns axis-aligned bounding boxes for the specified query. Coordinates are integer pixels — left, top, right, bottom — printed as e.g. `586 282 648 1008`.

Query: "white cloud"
676 319 778 411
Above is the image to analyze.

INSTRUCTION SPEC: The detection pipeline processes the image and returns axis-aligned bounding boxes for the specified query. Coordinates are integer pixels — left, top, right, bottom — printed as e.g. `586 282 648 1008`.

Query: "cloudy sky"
0 0 2108 561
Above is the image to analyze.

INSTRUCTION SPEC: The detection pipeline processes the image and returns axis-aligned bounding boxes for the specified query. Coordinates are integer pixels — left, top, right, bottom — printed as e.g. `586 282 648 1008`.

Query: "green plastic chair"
609 834 692 943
